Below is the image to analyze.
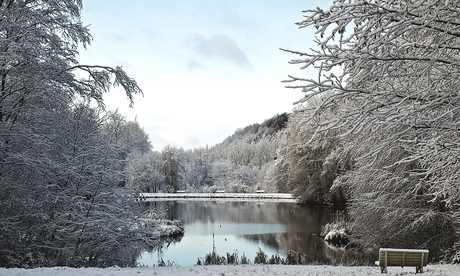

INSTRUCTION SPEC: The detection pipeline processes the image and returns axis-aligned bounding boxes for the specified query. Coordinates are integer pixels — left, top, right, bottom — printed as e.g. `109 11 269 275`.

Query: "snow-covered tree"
0 0 141 129
0 1 176 268
179 148 211 192
125 150 165 193
103 114 151 160
0 100 164 267
208 161 257 193
262 109 342 204
284 0 460 256
161 145 181 193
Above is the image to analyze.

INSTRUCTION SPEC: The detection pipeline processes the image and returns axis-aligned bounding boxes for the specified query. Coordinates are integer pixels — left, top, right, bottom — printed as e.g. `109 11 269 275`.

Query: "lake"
137 199 352 267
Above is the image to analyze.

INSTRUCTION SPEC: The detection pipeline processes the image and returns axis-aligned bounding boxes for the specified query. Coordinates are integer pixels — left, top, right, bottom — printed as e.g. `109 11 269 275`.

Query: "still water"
137 199 343 267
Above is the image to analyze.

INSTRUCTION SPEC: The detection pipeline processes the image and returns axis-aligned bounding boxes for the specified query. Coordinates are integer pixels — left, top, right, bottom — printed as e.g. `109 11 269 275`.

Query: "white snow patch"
324 229 348 243
1 264 459 276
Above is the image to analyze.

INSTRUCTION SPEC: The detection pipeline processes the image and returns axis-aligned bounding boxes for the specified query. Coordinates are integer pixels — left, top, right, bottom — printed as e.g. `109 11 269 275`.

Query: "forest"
2 0 460 268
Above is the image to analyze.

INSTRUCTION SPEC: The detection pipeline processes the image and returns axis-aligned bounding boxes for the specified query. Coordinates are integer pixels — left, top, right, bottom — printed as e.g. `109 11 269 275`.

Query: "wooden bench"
378 248 428 273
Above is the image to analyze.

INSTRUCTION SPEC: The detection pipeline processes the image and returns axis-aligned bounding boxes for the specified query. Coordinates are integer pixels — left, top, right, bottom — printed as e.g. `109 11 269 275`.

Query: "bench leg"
380 265 387 273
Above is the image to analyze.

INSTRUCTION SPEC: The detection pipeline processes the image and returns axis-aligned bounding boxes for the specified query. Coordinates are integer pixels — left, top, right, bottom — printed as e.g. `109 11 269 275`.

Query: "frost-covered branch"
67 65 143 107
285 0 460 255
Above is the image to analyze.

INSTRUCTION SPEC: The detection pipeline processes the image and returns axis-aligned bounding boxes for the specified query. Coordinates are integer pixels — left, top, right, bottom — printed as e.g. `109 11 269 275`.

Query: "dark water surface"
137 200 349 266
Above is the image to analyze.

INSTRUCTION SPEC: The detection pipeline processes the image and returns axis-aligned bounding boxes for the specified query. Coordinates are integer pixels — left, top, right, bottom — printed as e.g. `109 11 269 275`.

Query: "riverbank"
1 264 459 275
139 192 297 202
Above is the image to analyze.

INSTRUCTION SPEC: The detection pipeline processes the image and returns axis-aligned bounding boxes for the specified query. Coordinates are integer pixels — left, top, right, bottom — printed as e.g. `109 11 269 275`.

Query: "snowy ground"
1 264 459 276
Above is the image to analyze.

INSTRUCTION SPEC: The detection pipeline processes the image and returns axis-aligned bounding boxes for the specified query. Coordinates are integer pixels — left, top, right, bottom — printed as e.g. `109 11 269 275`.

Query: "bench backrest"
379 248 428 267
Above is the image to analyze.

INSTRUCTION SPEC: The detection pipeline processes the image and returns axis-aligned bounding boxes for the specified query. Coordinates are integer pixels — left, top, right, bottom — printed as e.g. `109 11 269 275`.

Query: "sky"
77 0 332 150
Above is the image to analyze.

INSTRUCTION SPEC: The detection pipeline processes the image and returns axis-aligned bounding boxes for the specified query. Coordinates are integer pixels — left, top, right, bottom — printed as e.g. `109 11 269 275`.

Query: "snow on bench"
378 248 428 273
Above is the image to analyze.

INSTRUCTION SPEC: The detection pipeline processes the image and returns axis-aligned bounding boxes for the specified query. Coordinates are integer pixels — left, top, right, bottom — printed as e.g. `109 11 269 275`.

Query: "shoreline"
139 192 297 202
1 264 459 276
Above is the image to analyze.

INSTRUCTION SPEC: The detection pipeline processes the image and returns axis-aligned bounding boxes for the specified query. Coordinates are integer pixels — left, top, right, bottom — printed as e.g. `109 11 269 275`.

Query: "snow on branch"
68 65 143 107
284 0 460 223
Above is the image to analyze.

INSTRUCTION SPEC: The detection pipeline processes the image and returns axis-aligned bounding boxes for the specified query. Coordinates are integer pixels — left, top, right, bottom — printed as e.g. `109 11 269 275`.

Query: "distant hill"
220 113 289 145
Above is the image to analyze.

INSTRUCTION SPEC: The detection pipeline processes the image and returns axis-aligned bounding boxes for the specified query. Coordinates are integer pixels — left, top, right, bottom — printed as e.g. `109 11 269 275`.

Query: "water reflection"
138 200 360 266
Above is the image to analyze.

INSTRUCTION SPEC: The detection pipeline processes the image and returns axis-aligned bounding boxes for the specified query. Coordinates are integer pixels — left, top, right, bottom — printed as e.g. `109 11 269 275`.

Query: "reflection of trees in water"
244 232 376 265
99 224 184 267
139 201 374 265
170 201 338 263
243 232 334 263
127 201 185 265
117 236 184 267
146 201 332 231
137 233 184 260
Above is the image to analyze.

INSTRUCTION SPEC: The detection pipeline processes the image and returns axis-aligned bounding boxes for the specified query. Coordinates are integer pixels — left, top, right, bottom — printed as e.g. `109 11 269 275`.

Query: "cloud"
186 59 201 71
187 33 252 69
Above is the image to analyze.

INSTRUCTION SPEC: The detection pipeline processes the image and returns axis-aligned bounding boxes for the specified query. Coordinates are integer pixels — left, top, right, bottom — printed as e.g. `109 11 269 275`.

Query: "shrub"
254 248 268 264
